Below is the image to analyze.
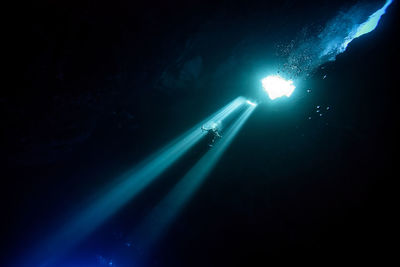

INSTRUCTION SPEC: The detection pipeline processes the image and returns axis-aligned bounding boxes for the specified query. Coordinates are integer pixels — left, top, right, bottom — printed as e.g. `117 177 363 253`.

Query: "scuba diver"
201 125 222 147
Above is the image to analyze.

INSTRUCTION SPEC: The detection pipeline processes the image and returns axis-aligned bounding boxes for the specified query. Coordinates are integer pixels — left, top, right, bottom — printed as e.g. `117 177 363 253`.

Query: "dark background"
3 0 398 265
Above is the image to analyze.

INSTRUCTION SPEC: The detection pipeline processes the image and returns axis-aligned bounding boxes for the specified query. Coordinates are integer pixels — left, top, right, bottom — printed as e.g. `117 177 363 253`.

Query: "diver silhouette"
201 125 222 147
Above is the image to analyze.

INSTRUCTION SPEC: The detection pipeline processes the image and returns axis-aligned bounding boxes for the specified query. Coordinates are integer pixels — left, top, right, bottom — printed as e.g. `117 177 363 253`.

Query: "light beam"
30 97 246 266
246 100 257 106
131 104 257 252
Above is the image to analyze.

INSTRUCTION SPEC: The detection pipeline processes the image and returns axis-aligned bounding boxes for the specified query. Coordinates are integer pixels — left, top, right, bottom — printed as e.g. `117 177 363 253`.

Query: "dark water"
3 0 397 265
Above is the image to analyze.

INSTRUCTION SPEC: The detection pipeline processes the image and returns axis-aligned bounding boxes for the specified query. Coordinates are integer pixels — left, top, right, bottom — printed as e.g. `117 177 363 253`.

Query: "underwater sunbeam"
131 104 257 252
30 96 246 266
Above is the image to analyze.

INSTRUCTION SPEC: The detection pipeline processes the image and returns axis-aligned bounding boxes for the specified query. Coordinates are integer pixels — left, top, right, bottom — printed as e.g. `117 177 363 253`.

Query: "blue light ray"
283 0 394 78
31 97 246 266
131 104 257 252
341 0 393 52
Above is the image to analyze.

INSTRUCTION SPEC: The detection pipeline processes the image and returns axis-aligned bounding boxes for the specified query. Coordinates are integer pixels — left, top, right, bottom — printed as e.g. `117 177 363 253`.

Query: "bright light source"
246 100 257 106
261 75 295 100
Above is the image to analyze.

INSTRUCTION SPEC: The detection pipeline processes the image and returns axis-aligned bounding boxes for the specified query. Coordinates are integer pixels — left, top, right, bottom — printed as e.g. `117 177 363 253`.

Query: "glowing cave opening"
261 75 296 100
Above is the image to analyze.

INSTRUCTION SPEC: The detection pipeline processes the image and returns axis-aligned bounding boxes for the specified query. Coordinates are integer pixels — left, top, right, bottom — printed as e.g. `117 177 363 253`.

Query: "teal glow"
342 0 393 52
131 104 257 251
32 97 246 266
246 100 257 106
